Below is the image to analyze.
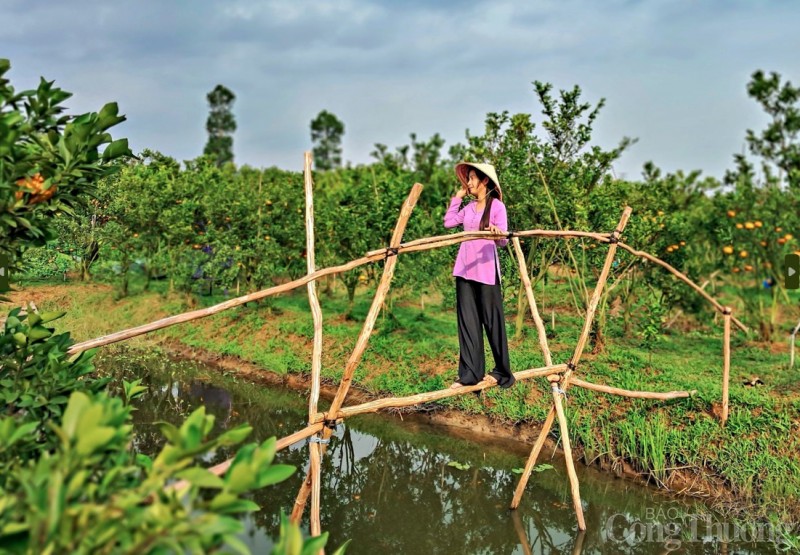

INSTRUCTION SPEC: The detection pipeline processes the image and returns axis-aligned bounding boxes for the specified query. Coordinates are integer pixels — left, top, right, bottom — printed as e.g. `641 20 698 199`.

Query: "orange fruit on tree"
754 221 763 228
679 241 686 246
744 264 753 271
744 222 755 230
727 210 736 218
739 250 748 258
785 234 793 241
760 241 768 247
722 246 734 255
732 267 741 273
736 223 743 229
778 238 787 245
776 227 783 232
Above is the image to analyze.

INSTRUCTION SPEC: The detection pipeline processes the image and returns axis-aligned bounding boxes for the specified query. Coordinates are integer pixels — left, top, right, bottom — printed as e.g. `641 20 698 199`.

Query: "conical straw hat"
454 162 503 201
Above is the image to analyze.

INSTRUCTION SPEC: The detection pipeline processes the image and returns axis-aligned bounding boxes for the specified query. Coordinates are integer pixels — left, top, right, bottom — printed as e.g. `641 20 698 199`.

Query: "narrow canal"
98 349 784 554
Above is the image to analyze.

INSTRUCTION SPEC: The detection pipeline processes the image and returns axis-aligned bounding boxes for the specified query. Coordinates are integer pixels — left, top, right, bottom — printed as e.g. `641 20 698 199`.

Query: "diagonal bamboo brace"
511 207 631 521
552 382 586 530
291 182 423 524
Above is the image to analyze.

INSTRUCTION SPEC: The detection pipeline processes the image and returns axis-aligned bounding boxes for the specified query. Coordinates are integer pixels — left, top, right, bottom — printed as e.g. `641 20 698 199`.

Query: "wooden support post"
300 152 324 537
552 382 586 530
722 307 731 425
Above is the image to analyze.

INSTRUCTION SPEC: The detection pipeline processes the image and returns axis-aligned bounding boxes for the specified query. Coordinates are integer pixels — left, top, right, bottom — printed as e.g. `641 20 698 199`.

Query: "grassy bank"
9 275 800 536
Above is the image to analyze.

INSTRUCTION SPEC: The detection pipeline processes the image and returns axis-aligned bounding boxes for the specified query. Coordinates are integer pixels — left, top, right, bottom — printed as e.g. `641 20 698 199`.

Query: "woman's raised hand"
488 224 504 235
455 184 468 199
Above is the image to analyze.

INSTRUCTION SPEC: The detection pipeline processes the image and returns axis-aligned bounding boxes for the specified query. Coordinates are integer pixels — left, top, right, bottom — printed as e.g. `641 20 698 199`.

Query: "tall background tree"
311 110 345 170
203 84 236 166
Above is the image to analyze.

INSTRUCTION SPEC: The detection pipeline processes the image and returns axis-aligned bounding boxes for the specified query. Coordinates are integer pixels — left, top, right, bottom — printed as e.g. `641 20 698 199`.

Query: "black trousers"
455 276 515 388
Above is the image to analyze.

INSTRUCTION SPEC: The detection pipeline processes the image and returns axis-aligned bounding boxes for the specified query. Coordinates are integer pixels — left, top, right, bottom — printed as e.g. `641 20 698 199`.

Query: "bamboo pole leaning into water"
511 207 632 529
291 182 424 525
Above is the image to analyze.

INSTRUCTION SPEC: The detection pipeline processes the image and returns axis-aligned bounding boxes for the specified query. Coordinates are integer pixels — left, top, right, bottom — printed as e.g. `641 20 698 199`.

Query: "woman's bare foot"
480 375 498 386
450 381 464 390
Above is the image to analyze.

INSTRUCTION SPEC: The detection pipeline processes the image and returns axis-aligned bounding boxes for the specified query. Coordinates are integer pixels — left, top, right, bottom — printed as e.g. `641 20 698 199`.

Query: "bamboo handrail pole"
616 242 748 332
722 308 731 424
511 237 553 366
314 364 567 423
563 207 632 387
66 252 386 355
66 229 747 356
303 152 324 538
569 378 696 399
326 184 423 419
552 383 586 530
510 408 556 509
167 422 323 493
366 229 612 256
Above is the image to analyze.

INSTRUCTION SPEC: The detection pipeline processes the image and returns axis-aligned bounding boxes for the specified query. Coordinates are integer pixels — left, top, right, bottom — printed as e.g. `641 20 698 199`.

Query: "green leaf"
216 424 252 446
447 461 470 471
102 138 131 161
224 535 251 555
62 391 90 437
329 539 352 555
9 421 37 444
301 533 330 555
174 468 225 489
135 453 153 472
75 426 115 455
27 325 53 342
256 464 295 488
39 310 66 323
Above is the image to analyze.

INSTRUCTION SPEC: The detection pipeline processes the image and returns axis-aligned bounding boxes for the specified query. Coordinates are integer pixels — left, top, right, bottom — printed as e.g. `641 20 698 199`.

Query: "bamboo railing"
70 153 746 537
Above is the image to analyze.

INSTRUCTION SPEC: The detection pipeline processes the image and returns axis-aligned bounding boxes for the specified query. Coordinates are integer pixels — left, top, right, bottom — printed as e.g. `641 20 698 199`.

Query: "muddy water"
100 351 785 554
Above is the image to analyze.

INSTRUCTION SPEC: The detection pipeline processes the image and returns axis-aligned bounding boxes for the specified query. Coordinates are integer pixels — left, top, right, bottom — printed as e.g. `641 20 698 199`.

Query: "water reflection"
100 352 783 554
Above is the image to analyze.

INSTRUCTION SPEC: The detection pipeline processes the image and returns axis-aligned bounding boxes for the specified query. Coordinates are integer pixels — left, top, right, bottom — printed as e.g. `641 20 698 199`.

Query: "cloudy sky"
2 0 798 181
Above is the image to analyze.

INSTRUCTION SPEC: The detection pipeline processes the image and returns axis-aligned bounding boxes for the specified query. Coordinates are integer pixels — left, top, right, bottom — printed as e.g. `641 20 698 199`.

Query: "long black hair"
469 168 500 231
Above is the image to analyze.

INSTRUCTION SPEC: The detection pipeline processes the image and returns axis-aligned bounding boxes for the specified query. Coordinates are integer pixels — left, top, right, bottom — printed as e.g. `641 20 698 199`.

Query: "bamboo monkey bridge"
66 152 748 536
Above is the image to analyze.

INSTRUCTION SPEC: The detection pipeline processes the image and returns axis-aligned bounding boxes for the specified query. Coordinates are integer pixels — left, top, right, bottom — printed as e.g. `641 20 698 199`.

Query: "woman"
443 162 515 390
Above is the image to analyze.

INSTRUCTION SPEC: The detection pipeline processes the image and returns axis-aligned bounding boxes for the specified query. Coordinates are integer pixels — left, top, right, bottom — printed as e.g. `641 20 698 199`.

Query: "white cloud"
1 0 798 179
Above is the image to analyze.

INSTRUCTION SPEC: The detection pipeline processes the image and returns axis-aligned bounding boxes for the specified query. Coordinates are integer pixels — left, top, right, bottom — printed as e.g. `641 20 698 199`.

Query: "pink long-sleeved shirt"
443 197 508 285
